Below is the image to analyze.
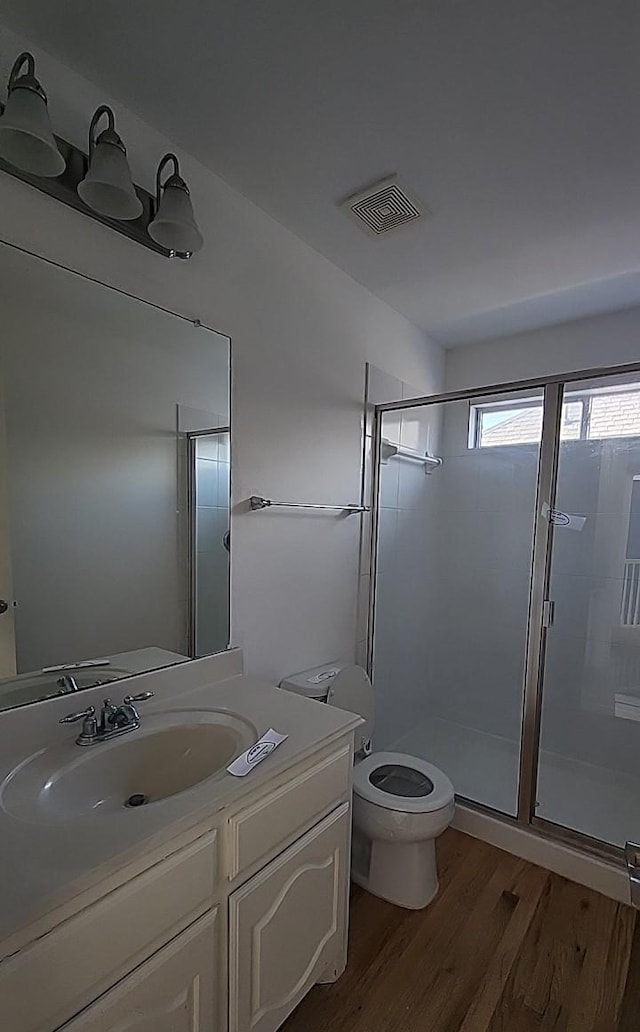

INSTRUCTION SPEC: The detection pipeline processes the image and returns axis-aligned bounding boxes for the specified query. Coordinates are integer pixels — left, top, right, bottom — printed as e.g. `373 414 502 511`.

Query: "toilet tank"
279 662 345 702
280 662 373 758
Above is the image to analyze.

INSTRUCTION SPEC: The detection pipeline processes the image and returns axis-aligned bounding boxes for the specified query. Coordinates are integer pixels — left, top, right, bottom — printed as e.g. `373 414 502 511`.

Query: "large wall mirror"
0 242 231 712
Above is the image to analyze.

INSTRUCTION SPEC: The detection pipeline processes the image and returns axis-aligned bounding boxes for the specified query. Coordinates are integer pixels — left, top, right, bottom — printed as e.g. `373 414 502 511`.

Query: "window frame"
469 385 640 449
469 395 545 449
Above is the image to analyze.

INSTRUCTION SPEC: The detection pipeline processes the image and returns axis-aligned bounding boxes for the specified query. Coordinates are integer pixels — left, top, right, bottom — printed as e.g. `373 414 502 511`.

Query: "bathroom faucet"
56 674 80 694
56 673 116 696
59 691 154 746
97 697 119 733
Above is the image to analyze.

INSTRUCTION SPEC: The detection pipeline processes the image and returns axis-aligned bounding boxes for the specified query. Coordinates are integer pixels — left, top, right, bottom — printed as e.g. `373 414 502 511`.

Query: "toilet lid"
326 665 374 751
353 751 455 814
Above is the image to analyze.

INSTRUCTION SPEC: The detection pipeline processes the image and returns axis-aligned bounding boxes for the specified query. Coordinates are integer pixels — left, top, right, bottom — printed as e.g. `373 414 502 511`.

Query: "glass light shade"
77 139 142 221
0 86 65 177
148 183 204 254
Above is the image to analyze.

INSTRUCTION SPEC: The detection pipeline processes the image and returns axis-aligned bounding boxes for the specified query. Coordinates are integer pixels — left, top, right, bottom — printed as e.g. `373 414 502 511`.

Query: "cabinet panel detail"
227 744 350 878
60 910 217 1032
229 803 349 1032
0 831 216 1032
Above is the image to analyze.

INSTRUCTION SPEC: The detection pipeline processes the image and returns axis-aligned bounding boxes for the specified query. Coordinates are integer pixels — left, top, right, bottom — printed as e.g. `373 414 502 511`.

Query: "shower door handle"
542 599 555 629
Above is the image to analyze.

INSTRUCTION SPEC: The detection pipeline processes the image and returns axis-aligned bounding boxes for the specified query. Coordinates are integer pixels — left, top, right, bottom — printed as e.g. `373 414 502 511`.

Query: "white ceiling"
2 0 640 346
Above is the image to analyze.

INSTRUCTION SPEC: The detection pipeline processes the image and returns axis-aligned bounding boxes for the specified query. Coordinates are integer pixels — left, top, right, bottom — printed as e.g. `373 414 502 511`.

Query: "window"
471 385 640 448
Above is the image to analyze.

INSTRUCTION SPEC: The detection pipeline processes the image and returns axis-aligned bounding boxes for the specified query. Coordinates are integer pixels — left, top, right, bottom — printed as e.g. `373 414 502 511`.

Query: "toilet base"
352 837 439 910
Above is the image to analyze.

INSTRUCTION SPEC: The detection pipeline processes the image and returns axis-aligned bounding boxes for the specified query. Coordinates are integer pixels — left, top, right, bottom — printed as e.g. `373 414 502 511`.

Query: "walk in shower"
370 364 640 859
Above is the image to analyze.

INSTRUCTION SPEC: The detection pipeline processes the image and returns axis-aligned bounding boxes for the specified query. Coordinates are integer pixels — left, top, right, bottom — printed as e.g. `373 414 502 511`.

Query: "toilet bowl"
279 663 455 910
352 751 454 908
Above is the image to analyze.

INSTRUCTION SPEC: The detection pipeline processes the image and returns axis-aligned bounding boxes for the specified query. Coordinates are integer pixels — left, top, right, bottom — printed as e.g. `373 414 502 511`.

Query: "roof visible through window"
472 386 640 447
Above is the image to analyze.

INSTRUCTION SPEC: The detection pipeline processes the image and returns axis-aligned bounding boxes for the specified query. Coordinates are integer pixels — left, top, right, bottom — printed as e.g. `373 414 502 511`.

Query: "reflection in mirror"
190 430 231 657
0 243 230 712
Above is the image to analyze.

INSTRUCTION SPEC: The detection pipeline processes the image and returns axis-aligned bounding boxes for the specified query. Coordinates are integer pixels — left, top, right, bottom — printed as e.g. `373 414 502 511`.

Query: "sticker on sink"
226 728 288 777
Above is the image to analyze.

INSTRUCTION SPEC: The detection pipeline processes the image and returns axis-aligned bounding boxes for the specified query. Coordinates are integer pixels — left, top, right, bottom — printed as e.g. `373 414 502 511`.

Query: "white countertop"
0 650 360 956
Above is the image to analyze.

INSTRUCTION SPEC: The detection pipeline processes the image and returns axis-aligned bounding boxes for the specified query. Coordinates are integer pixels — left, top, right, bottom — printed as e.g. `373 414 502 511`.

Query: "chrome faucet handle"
120 691 154 724
123 691 154 704
59 705 96 724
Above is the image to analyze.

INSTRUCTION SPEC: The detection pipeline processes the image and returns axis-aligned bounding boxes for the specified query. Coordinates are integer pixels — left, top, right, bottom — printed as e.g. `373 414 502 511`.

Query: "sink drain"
125 793 149 808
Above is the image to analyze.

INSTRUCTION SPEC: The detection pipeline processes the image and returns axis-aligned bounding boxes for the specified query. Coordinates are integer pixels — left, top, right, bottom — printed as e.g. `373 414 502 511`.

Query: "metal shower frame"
369 358 640 866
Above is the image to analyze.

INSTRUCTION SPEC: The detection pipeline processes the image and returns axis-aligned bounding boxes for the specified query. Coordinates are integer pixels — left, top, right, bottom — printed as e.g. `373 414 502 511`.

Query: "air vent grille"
342 177 425 237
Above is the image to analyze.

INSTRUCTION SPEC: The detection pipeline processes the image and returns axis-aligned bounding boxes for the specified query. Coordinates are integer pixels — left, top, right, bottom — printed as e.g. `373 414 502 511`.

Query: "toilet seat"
326 664 375 756
353 751 454 814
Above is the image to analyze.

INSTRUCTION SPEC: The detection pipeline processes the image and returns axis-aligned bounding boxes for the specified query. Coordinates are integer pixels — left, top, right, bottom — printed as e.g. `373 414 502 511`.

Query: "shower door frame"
186 426 231 660
371 358 640 866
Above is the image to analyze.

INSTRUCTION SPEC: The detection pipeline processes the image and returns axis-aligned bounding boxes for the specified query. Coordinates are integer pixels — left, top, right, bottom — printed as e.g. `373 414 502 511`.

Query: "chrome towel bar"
249 495 367 515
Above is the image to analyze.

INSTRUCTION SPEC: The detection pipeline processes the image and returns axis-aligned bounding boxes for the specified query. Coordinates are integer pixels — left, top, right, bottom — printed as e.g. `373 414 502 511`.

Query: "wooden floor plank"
369 848 521 1032
524 875 600 1023
616 915 640 1032
404 854 542 1032
566 896 635 1032
458 861 549 1032
490 874 613 1031
282 829 638 1032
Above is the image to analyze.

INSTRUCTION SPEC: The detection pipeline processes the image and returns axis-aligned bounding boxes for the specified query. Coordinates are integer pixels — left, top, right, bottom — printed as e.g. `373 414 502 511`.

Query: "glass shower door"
190 431 230 657
535 373 640 848
373 388 544 815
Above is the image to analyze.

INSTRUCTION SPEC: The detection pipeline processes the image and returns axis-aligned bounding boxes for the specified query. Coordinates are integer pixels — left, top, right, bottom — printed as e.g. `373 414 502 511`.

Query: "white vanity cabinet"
0 737 355 1032
229 803 350 1032
59 912 218 1032
0 832 219 1032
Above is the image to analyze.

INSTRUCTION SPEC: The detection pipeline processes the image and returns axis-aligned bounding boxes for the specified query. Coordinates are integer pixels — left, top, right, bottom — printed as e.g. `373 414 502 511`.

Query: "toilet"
280 663 455 910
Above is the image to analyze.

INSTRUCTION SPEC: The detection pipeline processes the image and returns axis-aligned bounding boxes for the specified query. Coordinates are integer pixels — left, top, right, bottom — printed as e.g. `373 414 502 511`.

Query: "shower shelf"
380 439 442 473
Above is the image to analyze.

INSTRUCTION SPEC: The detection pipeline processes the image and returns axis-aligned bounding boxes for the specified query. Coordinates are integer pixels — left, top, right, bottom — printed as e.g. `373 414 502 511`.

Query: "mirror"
0 242 231 711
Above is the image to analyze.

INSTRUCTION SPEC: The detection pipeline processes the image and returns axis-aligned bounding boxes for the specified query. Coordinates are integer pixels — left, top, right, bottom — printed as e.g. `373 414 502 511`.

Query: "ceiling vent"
341 176 426 237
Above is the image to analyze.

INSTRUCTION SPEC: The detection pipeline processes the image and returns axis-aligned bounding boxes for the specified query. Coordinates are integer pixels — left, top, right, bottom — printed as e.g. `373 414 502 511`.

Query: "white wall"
445 304 640 392
0 24 443 683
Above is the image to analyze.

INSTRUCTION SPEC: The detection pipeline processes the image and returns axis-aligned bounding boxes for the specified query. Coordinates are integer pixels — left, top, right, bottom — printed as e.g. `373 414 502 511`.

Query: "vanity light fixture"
77 105 142 221
0 52 65 178
0 54 202 258
148 153 203 256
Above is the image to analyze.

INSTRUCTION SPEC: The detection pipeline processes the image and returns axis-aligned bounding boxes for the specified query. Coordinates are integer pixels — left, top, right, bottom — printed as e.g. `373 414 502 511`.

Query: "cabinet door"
1 831 217 1032
229 803 349 1032
60 910 217 1032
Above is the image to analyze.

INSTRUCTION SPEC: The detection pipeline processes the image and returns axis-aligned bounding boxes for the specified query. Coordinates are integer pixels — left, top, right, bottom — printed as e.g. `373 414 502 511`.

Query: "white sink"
1 710 256 822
